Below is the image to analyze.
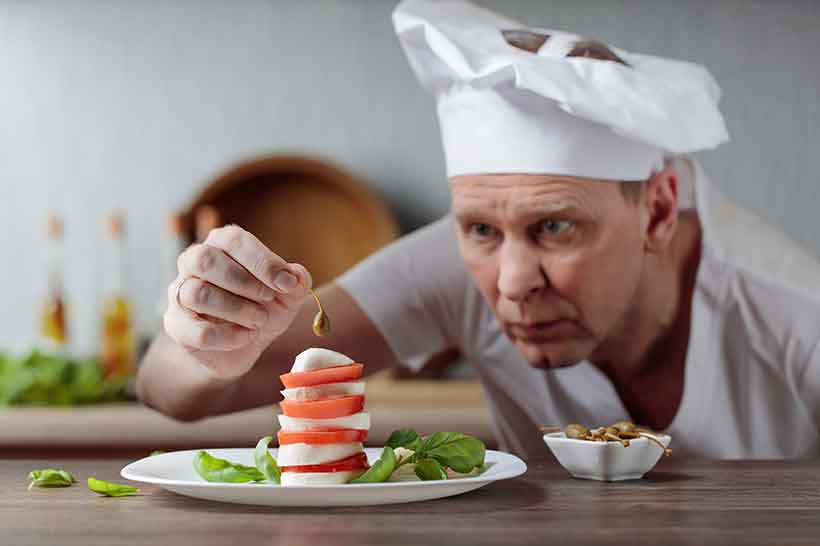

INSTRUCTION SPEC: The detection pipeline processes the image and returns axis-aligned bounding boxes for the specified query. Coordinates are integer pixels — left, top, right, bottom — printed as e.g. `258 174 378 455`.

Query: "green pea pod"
87 477 140 497
194 450 265 483
414 458 447 481
27 469 76 490
350 446 397 484
254 436 281 484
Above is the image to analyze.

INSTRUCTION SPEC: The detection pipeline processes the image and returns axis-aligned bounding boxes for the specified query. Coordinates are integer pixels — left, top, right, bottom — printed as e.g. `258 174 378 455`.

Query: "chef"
137 0 820 459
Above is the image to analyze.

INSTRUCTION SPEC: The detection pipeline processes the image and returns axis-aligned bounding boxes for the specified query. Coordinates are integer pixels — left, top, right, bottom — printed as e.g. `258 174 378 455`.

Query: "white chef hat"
393 0 730 181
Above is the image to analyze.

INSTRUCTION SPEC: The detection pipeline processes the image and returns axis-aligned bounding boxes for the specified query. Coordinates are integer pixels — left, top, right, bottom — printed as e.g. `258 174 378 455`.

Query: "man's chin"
514 340 587 370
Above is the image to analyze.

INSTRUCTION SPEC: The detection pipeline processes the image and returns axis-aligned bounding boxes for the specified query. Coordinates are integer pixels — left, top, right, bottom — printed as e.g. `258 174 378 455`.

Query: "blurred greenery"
0 350 129 406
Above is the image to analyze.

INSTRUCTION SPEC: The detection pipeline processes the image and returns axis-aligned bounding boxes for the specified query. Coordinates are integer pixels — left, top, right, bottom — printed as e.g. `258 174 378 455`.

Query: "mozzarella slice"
278 412 371 432
291 348 354 373
280 469 365 486
281 381 365 401
277 442 364 467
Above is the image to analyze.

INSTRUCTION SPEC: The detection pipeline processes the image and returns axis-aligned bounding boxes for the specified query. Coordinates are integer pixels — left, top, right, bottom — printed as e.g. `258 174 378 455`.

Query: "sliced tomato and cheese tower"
277 348 371 486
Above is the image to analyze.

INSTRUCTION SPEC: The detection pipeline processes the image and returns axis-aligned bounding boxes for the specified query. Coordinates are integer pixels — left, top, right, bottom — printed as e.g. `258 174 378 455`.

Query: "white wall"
1 0 818 356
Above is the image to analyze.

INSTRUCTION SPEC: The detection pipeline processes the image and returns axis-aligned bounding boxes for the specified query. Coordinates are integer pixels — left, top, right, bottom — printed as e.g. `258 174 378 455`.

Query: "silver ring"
175 277 189 311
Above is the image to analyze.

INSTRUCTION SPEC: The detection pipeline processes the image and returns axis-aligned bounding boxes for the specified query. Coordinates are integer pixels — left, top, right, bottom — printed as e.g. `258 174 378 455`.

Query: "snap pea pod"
193 450 265 483
87 477 140 497
350 446 397 484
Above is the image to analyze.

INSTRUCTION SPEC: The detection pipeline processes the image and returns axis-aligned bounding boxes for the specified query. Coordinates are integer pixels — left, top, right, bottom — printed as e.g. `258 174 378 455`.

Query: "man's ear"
642 165 679 253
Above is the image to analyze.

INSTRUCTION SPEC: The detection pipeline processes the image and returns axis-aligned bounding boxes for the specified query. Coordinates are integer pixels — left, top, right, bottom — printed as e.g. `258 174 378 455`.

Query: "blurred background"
1 0 818 454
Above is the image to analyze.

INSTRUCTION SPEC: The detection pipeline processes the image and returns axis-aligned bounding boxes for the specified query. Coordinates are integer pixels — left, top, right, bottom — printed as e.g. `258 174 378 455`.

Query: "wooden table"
3 456 819 546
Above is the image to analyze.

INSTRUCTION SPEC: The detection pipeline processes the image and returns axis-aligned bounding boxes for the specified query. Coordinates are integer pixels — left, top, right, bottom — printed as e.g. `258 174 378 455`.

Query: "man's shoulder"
697 193 820 369
702 190 820 303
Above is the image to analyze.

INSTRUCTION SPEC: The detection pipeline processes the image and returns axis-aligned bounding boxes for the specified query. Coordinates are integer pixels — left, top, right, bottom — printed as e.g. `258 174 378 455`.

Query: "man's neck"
590 211 702 407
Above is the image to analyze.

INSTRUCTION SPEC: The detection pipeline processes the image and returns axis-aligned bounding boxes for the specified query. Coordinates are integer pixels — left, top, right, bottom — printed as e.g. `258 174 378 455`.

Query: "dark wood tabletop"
3 455 819 546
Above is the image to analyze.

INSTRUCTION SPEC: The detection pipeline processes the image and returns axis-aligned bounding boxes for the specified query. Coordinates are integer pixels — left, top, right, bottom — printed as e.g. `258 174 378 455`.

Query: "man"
137 1 820 459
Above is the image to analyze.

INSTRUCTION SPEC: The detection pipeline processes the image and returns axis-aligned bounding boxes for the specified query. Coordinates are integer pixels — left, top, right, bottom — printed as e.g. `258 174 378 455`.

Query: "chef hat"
393 0 730 181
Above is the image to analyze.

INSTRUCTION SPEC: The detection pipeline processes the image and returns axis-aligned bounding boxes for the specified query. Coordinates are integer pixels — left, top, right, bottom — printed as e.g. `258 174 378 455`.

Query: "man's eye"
470 223 496 238
539 220 572 235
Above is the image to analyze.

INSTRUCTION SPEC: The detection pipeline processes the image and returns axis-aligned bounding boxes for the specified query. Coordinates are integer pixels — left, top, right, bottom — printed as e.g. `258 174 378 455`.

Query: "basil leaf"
253 436 281 484
386 428 421 451
27 469 76 490
350 446 397 484
414 458 447 481
87 477 139 497
193 450 264 483
149 450 166 457
419 432 486 474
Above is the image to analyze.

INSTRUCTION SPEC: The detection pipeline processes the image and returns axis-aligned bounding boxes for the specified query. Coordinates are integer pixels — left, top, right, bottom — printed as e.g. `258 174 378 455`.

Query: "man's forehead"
450 173 618 217
450 173 615 199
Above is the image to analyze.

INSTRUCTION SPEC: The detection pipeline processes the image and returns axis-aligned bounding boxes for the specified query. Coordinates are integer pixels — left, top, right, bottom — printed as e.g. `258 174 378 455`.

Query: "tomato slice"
280 364 364 389
279 395 364 419
281 452 370 473
278 429 368 445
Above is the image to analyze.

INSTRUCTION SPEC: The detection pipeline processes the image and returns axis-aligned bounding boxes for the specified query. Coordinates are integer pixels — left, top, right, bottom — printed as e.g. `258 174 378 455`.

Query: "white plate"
121 447 526 507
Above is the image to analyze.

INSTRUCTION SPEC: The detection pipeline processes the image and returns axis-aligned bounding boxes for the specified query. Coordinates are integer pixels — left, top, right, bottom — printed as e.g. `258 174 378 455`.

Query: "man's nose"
497 240 547 302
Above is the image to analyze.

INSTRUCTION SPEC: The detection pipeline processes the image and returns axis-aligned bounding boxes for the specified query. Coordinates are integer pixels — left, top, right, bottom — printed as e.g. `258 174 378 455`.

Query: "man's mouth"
507 320 575 342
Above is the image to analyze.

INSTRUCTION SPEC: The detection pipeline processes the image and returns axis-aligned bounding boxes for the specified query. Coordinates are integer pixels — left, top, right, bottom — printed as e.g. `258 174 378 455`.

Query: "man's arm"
137 281 397 420
136 223 399 421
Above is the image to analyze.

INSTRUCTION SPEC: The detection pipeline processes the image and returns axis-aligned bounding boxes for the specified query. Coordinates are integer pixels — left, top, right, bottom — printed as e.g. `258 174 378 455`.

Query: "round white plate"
121 447 526 507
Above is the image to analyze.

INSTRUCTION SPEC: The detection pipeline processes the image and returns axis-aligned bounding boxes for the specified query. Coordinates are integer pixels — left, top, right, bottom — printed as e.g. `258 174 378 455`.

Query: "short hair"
618 180 645 204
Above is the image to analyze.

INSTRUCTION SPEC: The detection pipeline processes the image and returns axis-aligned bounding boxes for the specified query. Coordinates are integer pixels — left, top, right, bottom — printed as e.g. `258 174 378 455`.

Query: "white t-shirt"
337 162 820 459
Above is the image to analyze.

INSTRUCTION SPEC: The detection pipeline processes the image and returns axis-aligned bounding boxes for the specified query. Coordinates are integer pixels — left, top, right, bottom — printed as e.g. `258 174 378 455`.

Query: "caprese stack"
277 348 370 485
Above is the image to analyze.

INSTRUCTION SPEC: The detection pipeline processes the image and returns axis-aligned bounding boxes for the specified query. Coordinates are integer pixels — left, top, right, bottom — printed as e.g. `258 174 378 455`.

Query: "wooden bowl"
181 155 400 286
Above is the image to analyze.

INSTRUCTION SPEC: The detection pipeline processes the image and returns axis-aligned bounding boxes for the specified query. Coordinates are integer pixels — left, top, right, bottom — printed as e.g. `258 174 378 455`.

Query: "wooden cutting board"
0 371 494 457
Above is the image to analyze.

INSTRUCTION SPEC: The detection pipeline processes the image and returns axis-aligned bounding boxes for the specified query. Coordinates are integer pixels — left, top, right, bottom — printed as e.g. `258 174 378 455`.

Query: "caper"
307 287 330 337
611 420 637 434
563 423 589 440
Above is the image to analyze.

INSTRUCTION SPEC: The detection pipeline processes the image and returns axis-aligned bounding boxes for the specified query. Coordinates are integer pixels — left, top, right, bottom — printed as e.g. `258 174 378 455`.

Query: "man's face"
451 174 647 369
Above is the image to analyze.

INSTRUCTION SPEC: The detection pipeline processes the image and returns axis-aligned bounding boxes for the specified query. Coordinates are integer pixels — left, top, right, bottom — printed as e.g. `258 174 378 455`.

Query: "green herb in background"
149 450 167 457
253 436 281 484
0 350 129 406
193 450 265 483
87 477 140 497
27 469 76 490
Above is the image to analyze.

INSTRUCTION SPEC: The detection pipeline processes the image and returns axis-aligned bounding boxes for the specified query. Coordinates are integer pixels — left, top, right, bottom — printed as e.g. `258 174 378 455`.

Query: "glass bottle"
40 213 68 351
99 213 135 378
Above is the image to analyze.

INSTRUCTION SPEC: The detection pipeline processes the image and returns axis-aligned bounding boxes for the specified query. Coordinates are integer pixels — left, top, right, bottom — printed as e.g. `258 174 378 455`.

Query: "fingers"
166 225 316 355
163 306 255 351
176 277 268 329
206 226 294 287
178 241 276 304
203 225 311 301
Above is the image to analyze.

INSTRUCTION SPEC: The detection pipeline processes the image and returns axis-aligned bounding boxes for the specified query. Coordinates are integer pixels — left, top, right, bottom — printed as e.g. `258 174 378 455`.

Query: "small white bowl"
543 431 671 481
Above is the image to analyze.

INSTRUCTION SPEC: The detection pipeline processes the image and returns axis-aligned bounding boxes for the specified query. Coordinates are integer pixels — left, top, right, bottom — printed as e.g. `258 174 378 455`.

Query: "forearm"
136 282 397 420
136 332 244 421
